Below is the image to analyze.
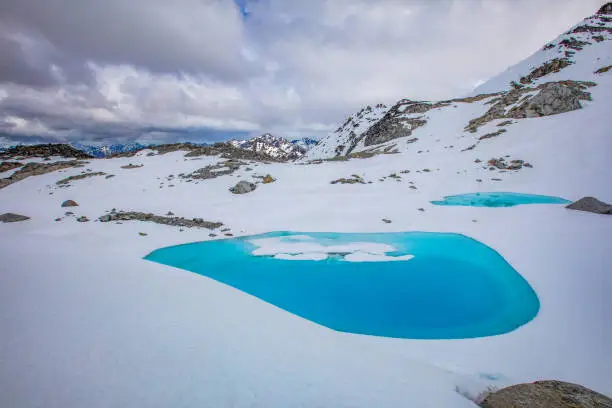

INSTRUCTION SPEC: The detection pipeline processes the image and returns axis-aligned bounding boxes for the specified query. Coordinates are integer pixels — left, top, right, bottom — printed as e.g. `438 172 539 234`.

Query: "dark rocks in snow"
521 82 589 117
120 164 143 169
520 58 573 85
331 175 366 185
479 129 507 141
0 144 92 160
98 210 223 229
480 380 612 408
61 200 79 207
0 161 22 173
597 2 612 15
0 213 30 223
56 172 106 185
0 160 88 190
566 197 612 214
262 175 276 184
382 219 392 224
595 65 612 74
230 180 257 194
76 216 89 222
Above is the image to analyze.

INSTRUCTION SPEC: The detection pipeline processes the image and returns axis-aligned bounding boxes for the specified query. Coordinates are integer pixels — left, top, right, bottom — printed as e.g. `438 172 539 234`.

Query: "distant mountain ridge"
230 133 316 160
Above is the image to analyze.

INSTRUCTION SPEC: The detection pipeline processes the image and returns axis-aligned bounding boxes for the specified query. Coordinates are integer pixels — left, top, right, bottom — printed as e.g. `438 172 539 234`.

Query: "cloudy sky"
0 0 604 145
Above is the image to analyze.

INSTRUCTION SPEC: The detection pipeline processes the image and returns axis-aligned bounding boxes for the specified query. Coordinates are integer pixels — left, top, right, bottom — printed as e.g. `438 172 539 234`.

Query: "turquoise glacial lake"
431 192 571 207
145 231 540 339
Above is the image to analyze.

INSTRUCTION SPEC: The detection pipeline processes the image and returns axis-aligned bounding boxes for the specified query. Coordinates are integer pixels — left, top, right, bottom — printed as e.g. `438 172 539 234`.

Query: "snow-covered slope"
230 133 307 160
1 5 612 408
306 7 612 162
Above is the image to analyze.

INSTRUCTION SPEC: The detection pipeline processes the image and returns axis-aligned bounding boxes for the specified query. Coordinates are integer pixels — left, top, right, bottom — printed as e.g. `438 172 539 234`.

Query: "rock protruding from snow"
0 161 88 190
523 81 591 117
230 134 306 160
566 197 612 214
61 200 79 208
98 210 223 229
229 181 257 194
481 380 612 408
0 213 30 223
0 144 92 159
597 2 612 15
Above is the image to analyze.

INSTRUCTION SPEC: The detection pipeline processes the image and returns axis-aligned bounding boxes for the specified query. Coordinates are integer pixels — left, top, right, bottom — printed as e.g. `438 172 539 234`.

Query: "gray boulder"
481 380 612 408
566 197 612 214
0 213 30 223
229 181 257 194
524 83 583 118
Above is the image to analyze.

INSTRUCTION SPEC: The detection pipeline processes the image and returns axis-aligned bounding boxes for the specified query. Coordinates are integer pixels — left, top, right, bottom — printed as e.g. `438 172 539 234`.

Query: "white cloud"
0 0 605 144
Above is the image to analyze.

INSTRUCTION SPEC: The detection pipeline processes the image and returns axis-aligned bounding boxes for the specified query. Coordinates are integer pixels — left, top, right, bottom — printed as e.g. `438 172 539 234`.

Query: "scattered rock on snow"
262 174 276 184
56 172 106 185
76 216 89 222
98 210 223 229
566 197 612 214
120 164 144 169
382 219 392 224
331 175 366 184
230 180 257 194
480 380 612 408
61 200 79 207
0 213 30 223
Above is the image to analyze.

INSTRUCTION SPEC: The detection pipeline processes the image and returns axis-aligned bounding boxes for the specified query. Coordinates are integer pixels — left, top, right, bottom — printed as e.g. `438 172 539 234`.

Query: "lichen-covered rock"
480 380 612 408
61 200 79 207
566 197 612 214
0 213 30 223
229 181 257 194
262 175 276 184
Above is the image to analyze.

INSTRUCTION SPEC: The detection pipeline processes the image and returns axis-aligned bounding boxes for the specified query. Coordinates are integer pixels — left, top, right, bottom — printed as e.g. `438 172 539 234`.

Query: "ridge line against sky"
0 0 604 145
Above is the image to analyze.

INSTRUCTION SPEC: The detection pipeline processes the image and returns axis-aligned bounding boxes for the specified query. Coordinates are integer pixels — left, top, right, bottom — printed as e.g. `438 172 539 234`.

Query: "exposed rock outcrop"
330 175 366 185
230 181 257 194
0 162 22 173
56 172 107 185
566 197 612 214
0 161 88 190
465 80 595 132
520 58 573 85
597 2 612 15
480 380 612 408
0 144 92 159
0 213 30 223
98 210 223 229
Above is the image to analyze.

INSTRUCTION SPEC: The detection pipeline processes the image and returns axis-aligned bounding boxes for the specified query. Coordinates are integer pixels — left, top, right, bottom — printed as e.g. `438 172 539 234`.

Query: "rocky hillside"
305 4 612 161
230 133 308 160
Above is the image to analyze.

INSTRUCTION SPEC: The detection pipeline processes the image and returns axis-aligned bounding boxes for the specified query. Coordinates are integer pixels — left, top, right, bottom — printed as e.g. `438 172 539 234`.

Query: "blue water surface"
431 192 571 207
145 231 540 339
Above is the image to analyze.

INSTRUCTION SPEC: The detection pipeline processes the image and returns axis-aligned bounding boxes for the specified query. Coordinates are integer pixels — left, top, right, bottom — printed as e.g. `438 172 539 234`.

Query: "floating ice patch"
145 231 540 339
249 235 408 262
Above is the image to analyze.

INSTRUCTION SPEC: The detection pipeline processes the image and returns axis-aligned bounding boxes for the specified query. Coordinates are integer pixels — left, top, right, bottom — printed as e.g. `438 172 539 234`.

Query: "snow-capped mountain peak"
230 133 309 160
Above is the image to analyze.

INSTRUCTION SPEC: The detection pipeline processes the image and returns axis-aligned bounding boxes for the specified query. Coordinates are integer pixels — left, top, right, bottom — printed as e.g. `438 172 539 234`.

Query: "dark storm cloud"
0 0 250 82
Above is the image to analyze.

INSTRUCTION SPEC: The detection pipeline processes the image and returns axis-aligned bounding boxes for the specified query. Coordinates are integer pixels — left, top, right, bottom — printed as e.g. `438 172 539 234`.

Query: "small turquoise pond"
431 192 571 207
145 232 539 339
